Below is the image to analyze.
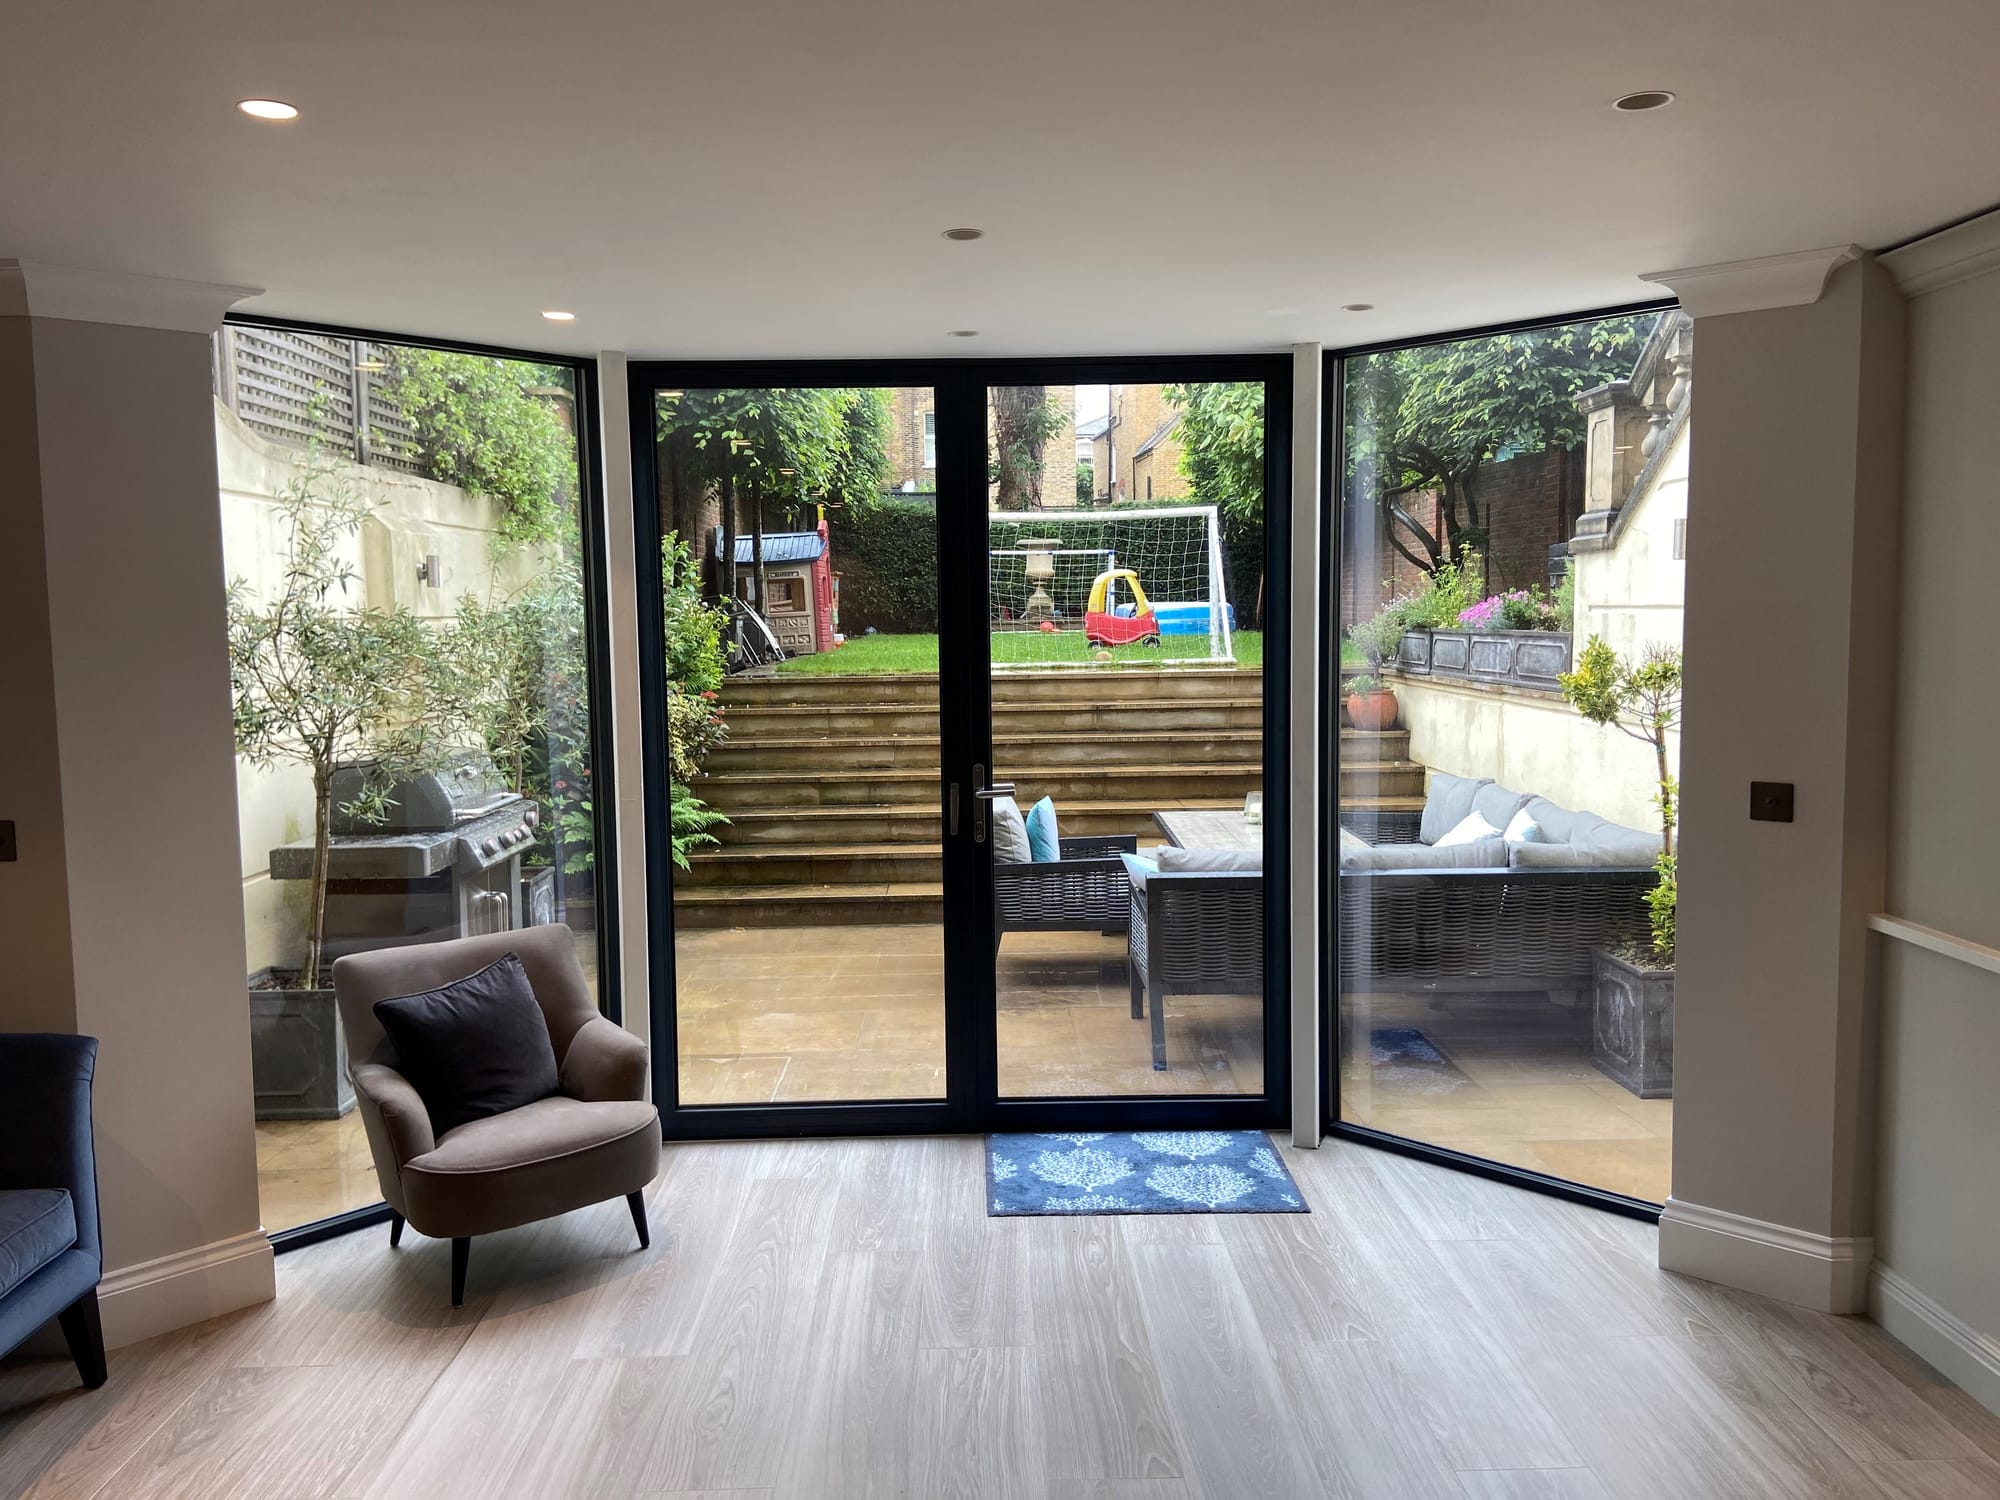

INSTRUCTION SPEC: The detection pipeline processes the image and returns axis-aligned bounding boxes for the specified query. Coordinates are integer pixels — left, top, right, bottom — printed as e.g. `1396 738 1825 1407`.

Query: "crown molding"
1881 209 2000 298
0 260 262 333
1642 245 1861 318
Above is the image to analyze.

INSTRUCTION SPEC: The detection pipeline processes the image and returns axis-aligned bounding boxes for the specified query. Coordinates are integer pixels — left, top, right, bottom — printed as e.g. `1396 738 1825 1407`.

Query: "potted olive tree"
1559 637 1682 1098
229 462 439 1118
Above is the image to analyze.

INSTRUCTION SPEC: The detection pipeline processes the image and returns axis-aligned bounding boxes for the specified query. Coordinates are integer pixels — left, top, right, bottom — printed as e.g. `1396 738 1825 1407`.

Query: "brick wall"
1337 448 1580 628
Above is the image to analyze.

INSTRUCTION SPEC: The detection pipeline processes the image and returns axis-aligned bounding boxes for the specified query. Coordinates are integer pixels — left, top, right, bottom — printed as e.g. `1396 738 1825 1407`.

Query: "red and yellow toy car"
1083 568 1161 647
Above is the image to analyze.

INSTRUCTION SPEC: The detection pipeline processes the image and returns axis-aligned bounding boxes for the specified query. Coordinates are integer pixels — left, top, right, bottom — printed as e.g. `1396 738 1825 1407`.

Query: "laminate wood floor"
8 1136 1998 1500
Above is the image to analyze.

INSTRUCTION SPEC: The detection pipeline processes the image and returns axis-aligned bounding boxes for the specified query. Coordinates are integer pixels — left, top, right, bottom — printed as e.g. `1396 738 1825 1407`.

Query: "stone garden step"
704 729 1265 773
720 697 1265 738
670 881 946 929
699 763 1265 809
722 668 1258 707
710 798 1248 848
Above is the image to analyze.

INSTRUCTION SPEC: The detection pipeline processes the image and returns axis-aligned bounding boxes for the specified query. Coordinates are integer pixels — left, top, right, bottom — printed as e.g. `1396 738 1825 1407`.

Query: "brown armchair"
332 925 658 1306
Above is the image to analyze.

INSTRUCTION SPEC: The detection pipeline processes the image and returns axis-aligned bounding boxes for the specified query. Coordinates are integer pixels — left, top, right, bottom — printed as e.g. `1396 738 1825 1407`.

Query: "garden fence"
212 325 421 473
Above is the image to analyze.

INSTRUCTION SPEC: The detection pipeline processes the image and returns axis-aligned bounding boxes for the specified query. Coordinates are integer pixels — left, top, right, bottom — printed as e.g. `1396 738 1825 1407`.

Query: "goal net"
987 505 1235 669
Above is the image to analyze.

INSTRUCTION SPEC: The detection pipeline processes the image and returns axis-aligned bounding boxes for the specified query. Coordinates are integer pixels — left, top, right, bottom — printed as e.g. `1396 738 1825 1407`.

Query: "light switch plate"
1749 782 1794 823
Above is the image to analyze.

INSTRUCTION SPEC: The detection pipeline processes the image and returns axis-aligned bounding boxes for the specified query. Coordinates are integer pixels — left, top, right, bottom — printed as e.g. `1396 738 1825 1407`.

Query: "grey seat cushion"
1342 835 1509 871
401 1096 660 1239
1510 830 1662 868
1156 847 1262 872
0 1189 77 1300
1420 772 1493 845
1338 826 1369 856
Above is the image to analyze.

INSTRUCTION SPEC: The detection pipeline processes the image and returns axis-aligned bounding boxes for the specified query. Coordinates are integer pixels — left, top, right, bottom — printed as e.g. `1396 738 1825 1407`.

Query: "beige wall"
0 315 79 1034
4 305 272 1343
1869 243 2000 1388
1669 256 1904 1268
1570 418 1687 663
1394 677 1679 836
216 403 541 974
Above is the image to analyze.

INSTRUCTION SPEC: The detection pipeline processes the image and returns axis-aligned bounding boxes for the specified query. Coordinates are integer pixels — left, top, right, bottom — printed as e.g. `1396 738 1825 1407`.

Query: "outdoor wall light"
540 309 576 322
1612 91 1676 111
238 99 299 121
416 554 442 590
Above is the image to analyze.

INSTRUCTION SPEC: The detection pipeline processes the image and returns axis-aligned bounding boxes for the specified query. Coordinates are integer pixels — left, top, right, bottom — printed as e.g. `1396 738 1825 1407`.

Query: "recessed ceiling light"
540 309 576 322
947 329 979 337
941 227 985 242
1341 303 1375 312
1612 90 1676 112
238 99 298 121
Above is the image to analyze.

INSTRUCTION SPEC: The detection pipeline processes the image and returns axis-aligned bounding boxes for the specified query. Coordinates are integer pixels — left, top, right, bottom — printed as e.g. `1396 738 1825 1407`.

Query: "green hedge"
829 500 940 633
828 499 1267 633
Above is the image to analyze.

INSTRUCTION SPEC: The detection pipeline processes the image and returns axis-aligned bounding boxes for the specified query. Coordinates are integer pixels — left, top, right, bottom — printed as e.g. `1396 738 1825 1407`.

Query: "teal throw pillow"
1025 796 1061 862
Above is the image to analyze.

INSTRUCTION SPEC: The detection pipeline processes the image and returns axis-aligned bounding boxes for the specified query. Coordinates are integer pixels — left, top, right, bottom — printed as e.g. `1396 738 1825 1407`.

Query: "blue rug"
985 1130 1308 1217
1370 1026 1469 1094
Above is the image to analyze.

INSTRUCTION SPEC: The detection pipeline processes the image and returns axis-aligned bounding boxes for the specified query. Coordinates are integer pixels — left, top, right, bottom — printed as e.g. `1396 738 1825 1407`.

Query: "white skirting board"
1658 1196 1873 1314
1871 1264 2000 1418
98 1229 275 1348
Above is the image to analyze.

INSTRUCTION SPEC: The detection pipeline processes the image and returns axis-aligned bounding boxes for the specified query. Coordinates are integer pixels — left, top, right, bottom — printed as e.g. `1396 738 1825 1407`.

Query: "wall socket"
0 820 14 861
1749 782 1795 823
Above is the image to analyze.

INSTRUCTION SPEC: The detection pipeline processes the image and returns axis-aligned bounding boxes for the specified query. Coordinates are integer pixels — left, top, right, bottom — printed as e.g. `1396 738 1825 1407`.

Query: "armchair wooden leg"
57 1288 107 1389
1149 983 1168 1071
627 1190 651 1251
450 1238 471 1308
389 1212 405 1249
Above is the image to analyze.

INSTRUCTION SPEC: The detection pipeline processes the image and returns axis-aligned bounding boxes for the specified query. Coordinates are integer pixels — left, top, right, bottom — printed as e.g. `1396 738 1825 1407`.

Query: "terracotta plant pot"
1345 688 1399 730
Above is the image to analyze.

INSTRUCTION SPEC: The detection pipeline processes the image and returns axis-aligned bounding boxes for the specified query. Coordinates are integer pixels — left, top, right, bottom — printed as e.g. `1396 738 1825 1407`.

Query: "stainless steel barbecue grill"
268 750 542 963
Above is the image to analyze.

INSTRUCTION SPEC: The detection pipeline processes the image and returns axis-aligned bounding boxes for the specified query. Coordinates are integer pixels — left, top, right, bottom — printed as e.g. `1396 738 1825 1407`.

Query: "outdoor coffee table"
1153 807 1262 851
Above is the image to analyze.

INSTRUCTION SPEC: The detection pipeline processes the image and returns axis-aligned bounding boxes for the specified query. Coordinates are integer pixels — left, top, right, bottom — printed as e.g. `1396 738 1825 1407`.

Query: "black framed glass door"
630 357 1290 1139
972 360 1291 1134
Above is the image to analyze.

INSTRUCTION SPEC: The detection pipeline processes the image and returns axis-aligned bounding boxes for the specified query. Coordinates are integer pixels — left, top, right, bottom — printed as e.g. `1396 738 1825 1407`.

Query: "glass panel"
989 381 1268 1097
1334 310 1688 1203
658 386 947 1105
221 326 600 1231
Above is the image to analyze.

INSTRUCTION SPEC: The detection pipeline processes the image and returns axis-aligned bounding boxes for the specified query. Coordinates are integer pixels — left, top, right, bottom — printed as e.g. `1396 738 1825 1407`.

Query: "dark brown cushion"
372 952 559 1137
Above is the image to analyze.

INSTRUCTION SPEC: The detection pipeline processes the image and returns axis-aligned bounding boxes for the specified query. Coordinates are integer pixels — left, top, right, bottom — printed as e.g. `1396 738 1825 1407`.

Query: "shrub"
1345 673 1380 696
379 350 579 547
1459 585 1561 631
829 500 940 633
1560 636 1685 962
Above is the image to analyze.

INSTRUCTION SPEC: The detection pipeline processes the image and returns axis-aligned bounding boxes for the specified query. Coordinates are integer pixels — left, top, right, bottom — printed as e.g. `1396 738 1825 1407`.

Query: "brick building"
1090 384 1187 504
882 385 1080 508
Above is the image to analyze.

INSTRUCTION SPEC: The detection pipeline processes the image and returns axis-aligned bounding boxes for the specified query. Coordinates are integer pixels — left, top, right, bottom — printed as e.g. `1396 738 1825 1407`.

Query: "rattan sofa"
1336 772 1658 996
994 833 1139 947
1126 860 1264 1070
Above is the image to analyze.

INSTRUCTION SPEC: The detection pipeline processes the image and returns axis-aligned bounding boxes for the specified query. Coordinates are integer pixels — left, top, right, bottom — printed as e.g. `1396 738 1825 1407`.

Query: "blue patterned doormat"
985 1131 1308 1217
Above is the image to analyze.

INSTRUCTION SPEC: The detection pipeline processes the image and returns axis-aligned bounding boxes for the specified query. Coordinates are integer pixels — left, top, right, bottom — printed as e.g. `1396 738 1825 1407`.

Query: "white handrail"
1868 913 2000 980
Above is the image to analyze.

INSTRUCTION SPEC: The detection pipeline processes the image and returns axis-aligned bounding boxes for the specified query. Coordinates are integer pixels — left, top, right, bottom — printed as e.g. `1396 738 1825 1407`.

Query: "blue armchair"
0 1034 106 1388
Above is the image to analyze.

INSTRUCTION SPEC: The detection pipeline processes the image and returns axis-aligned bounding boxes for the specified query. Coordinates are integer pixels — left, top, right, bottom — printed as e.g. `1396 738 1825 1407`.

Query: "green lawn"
774 630 1264 675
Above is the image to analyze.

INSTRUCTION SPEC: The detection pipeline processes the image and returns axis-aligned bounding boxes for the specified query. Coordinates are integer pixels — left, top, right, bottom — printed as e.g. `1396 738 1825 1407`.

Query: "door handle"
969 765 1014 844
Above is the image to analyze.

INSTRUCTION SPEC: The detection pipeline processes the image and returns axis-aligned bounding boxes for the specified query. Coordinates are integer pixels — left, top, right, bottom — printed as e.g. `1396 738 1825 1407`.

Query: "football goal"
987 505 1235 669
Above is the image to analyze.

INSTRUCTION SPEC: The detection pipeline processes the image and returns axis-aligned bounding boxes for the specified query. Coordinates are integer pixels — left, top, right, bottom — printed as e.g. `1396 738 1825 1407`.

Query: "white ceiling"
3 0 1996 358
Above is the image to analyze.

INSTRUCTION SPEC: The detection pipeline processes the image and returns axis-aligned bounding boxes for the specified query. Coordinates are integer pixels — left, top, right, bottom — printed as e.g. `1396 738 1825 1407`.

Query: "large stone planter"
249 970 355 1121
1398 628 1571 690
1591 947 1673 1099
